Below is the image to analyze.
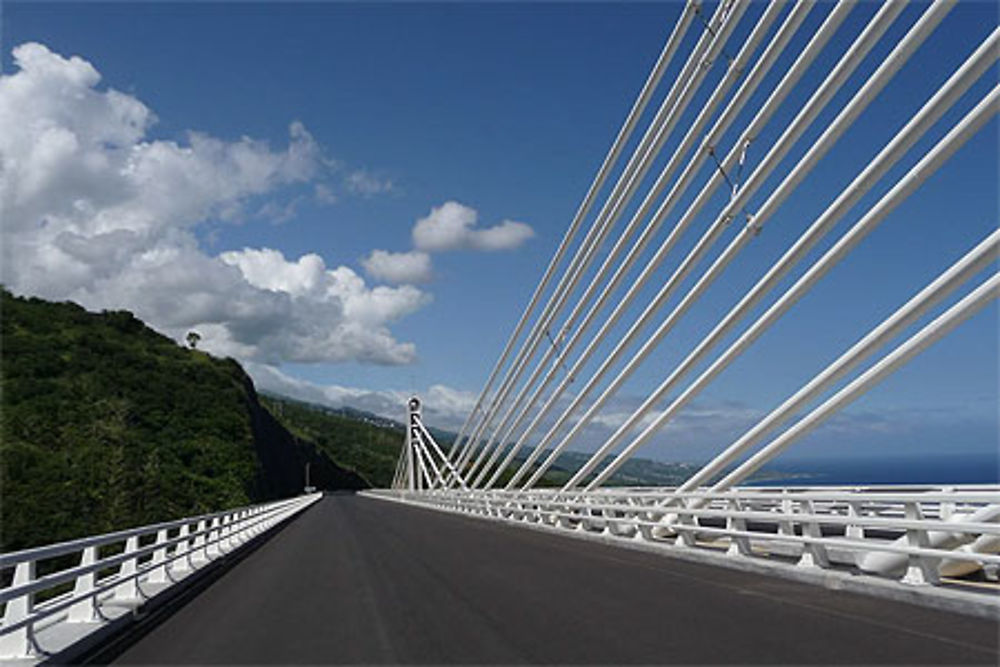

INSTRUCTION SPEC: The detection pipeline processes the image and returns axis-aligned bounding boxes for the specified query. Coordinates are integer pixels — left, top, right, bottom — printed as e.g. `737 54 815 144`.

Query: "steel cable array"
394 0 997 526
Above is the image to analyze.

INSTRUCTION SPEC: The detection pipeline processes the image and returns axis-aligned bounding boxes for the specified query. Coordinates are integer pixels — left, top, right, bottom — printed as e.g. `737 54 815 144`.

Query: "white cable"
482 0 819 489
446 1 700 461
522 0 917 490
417 418 469 490
586 82 999 490
713 272 1000 488
685 228 1000 497
456 0 745 473
665 31 1000 493
469 1 788 487
504 1 859 490
569 5 986 491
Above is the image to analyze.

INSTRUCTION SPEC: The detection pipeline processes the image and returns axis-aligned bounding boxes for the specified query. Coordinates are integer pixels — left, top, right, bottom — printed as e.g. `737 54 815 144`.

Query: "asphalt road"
115 494 999 665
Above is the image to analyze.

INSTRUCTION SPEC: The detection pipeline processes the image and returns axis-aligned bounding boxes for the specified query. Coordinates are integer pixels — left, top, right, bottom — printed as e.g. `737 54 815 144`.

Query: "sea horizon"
750 450 1000 486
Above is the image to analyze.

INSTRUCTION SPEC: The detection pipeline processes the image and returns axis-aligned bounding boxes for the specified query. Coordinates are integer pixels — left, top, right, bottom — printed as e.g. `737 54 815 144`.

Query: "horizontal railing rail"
0 492 322 662
0 495 303 568
366 486 1000 593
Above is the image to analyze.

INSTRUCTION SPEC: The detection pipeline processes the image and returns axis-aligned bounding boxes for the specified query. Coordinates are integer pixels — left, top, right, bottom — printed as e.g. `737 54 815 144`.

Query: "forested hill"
261 395 408 489
260 394 709 489
0 290 368 552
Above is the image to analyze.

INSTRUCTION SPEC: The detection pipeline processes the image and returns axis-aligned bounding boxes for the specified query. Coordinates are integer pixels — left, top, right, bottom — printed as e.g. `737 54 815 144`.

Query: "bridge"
2 0 998 663
0 494 996 664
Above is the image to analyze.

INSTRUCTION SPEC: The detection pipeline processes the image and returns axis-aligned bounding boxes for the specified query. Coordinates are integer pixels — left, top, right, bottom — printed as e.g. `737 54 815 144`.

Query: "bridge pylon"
395 396 468 491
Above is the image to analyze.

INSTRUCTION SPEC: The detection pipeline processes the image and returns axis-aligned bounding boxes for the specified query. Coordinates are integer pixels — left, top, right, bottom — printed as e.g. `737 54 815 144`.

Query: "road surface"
115 494 999 664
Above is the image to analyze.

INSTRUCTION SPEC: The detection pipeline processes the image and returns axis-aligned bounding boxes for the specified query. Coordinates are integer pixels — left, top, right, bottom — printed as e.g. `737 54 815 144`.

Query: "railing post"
232 511 245 544
636 511 655 542
671 498 697 547
215 516 226 554
148 530 169 584
220 515 232 552
243 510 254 540
114 536 140 602
939 486 955 521
846 496 864 541
192 520 207 564
564 498 582 530
608 500 634 538
173 524 192 573
726 498 751 557
901 501 940 586
67 547 99 623
543 501 557 526
796 499 829 569
778 493 795 541
206 518 221 558
0 561 36 658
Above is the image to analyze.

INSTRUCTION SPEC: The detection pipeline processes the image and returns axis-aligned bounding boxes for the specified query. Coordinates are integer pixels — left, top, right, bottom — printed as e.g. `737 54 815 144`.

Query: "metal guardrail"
0 492 322 663
367 486 1000 590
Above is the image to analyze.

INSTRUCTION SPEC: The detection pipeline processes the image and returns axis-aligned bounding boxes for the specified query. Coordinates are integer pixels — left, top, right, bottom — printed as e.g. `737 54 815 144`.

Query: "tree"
186 331 201 349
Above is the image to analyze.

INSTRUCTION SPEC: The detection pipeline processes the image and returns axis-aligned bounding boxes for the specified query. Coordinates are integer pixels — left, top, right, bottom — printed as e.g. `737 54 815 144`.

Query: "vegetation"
261 395 404 489
0 289 797 553
474 448 701 488
258 395 707 490
0 290 363 552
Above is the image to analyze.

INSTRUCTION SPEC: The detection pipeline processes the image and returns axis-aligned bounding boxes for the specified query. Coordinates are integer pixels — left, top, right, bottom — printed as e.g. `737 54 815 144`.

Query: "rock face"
242 375 368 496
0 289 365 551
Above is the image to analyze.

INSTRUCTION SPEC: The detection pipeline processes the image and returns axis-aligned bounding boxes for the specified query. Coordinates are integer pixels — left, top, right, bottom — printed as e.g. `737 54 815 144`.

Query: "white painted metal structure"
0 493 321 663
3 2 997 662
385 0 1000 607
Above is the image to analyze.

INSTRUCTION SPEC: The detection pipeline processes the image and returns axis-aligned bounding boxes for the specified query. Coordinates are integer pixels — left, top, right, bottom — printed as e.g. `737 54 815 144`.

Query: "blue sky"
2 2 997 470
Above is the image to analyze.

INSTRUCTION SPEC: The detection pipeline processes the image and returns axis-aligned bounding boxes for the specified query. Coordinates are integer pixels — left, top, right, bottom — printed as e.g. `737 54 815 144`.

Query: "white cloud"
0 42 428 366
346 170 394 197
361 249 432 284
210 247 430 364
219 247 328 297
255 197 301 224
246 362 476 431
412 201 534 252
240 364 755 459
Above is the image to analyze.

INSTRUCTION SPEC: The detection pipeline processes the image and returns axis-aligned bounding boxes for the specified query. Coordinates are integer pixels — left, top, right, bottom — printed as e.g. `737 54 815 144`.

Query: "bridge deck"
115 495 997 665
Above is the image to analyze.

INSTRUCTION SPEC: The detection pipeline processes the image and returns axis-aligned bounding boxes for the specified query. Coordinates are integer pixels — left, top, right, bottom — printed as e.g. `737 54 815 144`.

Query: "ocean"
751 452 999 486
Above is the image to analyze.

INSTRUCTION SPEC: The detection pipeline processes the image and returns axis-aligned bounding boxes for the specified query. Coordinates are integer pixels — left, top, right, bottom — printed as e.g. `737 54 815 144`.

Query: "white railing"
0 492 322 663
366 486 1000 592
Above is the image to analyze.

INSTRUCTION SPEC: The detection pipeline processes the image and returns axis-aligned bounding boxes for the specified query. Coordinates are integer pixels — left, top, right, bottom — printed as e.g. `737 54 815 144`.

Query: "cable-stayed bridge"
2 1 998 663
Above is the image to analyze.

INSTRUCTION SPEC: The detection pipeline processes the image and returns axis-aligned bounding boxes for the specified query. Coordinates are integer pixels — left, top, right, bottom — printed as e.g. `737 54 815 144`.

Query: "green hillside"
0 289 790 554
0 290 365 552
258 395 706 489
255 396 581 489
261 395 405 489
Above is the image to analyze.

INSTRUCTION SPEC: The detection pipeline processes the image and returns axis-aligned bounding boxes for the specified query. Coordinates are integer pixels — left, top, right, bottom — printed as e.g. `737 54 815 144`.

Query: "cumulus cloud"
0 42 428 365
412 201 534 252
361 201 533 286
361 249 432 284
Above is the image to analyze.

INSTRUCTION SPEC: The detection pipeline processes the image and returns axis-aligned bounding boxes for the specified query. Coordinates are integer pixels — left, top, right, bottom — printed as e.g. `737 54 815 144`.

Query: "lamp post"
304 462 315 494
